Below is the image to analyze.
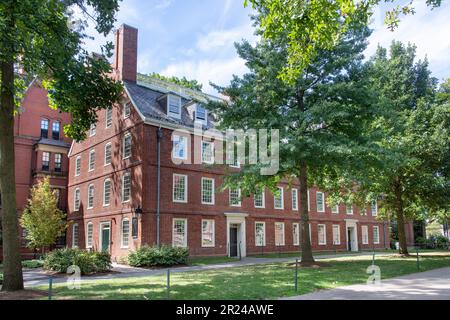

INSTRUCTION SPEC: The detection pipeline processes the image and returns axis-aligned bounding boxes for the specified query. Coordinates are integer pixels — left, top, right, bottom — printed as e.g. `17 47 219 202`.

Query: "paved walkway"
282 267 450 300
23 251 387 287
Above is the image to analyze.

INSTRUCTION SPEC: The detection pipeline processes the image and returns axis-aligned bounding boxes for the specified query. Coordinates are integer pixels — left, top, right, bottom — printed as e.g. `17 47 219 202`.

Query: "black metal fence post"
416 247 420 271
294 258 299 292
166 268 171 300
48 275 53 300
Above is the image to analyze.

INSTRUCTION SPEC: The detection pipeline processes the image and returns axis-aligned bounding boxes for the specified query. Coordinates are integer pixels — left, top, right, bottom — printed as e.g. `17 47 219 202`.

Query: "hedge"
44 248 112 275
127 245 189 267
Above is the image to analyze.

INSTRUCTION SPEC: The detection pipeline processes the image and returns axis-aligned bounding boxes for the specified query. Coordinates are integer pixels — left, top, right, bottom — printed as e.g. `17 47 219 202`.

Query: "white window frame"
201 140 214 164
255 222 266 247
87 184 94 209
371 200 378 216
103 178 111 207
195 104 207 123
201 177 215 205
293 223 300 246
89 123 96 136
172 134 188 160
201 219 215 248
292 188 298 211
121 218 130 249
88 149 95 172
362 225 369 245
123 133 132 160
229 188 241 207
307 189 311 212
123 102 131 119
72 223 79 248
167 94 182 118
105 108 113 128
331 204 339 214
173 174 188 203
373 226 380 244
318 224 326 245
274 187 284 210
74 188 80 211
332 224 341 245
275 222 285 246
254 189 265 208
122 172 131 203
346 205 354 215
104 142 112 166
316 191 325 213
75 156 81 176
86 222 93 249
172 218 187 247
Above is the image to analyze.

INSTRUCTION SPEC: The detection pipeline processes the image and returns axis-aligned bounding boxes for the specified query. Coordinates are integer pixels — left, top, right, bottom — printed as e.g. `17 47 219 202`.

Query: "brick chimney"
113 24 138 83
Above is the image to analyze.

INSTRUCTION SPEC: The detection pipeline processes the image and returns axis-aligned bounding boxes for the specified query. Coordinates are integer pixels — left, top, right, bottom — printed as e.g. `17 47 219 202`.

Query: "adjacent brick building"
66 24 415 261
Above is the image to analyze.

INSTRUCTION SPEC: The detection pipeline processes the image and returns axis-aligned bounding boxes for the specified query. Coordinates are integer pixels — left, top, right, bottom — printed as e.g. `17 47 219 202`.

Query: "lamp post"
133 206 143 240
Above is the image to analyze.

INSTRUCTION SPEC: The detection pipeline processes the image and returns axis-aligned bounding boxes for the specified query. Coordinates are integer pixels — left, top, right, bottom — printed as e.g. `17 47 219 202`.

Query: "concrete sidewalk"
282 267 450 300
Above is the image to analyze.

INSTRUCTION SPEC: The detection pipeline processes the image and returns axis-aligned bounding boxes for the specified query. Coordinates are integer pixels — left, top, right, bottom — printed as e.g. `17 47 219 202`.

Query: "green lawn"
188 256 239 266
41 253 450 300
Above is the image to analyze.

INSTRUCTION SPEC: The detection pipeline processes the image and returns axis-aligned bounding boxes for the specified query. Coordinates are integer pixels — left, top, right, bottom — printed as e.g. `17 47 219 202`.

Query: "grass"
39 252 450 300
188 256 239 266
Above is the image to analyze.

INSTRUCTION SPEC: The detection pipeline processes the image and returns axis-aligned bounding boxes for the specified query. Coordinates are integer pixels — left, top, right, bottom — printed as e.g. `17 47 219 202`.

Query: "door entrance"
347 227 353 251
101 223 111 252
229 226 238 257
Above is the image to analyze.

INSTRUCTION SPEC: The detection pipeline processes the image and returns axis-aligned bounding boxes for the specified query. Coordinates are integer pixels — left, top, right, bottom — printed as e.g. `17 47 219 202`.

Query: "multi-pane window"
54 153 62 172
332 225 341 245
316 192 325 213
373 226 380 244
72 224 79 248
103 179 111 206
360 207 367 216
123 133 132 159
196 104 207 121
86 222 93 248
293 223 300 246
201 141 214 164
255 222 266 247
229 188 241 207
87 184 94 209
121 219 130 248
173 174 187 203
201 220 215 247
318 224 326 245
201 178 214 205
75 156 81 176
173 135 187 160
52 121 60 140
88 149 95 171
362 225 369 244
172 219 187 247
274 187 284 209
74 188 80 211
122 172 131 202
123 103 131 118
40 119 49 138
254 189 265 208
275 222 285 246
371 200 378 216
89 123 96 136
346 205 353 215
104 143 112 166
168 95 181 117
106 108 113 128
292 189 298 210
332 204 339 214
42 152 50 171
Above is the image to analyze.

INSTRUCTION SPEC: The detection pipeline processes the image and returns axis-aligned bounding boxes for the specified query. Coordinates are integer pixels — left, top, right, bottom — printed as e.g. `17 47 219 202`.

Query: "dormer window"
168 95 181 118
195 104 207 122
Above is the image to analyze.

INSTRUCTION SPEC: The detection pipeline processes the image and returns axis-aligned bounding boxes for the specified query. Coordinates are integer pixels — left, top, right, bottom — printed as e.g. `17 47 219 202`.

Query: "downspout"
156 127 163 248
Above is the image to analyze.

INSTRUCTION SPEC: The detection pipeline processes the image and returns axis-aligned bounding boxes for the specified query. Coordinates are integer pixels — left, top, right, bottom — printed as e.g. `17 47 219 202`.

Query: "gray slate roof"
36 138 71 148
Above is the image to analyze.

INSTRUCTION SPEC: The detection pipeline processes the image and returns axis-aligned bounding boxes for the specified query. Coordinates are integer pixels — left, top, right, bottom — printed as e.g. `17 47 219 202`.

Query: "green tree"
245 0 443 83
20 177 68 254
208 20 376 265
138 72 203 91
0 0 122 291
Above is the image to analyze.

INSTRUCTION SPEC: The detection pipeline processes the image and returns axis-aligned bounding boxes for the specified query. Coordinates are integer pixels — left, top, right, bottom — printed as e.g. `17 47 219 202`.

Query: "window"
275 222 285 246
168 95 181 117
201 220 215 247
201 141 214 164
40 119 49 138
106 108 113 128
72 224 79 248
172 135 187 160
172 219 187 247
87 184 94 209
196 104 207 121
362 225 369 244
332 225 341 245
104 143 112 166
54 153 62 172
75 156 81 176
123 133 132 159
229 188 241 207
121 219 130 248
274 187 284 209
332 204 339 214
42 152 50 171
122 172 131 202
373 226 380 244
307 189 310 212
86 222 93 248
173 174 187 203
316 192 325 213
201 178 214 205
103 179 111 206
254 189 265 208
132 217 138 239
292 189 298 210
88 149 95 171
346 205 353 215
318 224 326 245
74 188 80 211
52 121 60 140
371 200 378 216
360 207 367 216
255 222 266 247
89 123 96 136
123 102 131 118
293 223 300 246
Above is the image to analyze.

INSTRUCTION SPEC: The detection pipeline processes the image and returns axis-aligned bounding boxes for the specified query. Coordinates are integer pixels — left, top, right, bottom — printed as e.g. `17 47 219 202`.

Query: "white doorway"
225 213 248 258
345 220 359 252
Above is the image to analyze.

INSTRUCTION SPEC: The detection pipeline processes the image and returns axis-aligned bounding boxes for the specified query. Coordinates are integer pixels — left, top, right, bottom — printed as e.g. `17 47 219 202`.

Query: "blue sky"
80 0 450 94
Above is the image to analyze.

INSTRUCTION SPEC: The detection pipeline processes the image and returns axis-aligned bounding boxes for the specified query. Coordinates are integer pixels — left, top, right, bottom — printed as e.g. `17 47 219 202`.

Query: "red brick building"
0 78 72 259
65 24 417 261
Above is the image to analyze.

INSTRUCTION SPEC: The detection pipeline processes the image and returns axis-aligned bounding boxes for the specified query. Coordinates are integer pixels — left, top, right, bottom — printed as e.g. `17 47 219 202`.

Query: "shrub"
128 245 189 267
44 248 111 275
435 235 450 249
22 259 44 269
0 273 3 285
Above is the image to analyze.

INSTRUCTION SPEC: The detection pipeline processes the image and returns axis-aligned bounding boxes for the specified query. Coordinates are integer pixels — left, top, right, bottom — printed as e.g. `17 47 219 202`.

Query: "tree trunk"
0 60 24 291
298 160 315 265
394 179 409 256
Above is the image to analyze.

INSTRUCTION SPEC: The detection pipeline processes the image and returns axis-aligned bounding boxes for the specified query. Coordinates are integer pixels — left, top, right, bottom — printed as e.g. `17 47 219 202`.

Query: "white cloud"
196 23 256 52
